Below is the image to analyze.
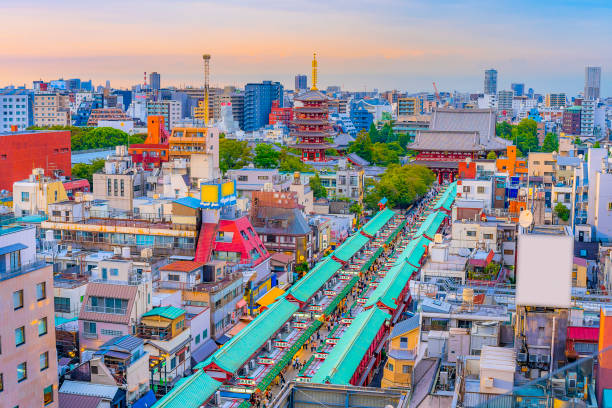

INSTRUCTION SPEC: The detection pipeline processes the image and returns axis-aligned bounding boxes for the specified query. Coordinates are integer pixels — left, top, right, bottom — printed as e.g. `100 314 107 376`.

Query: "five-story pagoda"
291 53 334 162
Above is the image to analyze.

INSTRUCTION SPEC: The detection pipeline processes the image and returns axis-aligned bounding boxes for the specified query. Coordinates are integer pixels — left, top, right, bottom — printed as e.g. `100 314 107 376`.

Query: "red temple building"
291 54 334 162
407 108 509 183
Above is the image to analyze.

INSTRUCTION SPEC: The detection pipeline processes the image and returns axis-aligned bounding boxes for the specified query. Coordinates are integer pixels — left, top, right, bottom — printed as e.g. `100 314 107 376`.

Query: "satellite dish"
519 210 533 228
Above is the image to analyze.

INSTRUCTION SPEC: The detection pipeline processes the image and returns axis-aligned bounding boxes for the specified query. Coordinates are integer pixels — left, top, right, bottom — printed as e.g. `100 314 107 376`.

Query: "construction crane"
432 82 441 105
202 54 211 125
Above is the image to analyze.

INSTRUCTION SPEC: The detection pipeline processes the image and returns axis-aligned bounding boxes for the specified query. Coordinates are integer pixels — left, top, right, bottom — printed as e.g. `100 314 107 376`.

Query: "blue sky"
1 0 610 95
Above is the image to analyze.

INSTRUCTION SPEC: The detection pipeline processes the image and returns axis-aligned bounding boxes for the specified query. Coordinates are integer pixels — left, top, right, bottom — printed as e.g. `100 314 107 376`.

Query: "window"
168 274 180 281
40 351 49 371
171 357 176 369
463 186 471 193
0 373 3 392
10 250 21 270
403 365 412 374
100 328 123 336
387 362 394 371
195 334 200 344
13 290 24 310
43 385 53 406
477 186 485 194
54 297 70 313
202 329 208 339
400 337 408 349
110 268 119 276
503 249 514 255
107 179 112 195
36 282 46 300
21 191 29 202
84 321 97 335
466 230 477 237
15 327 25 346
16 362 26 382
257 176 269 180
608 202 612 211
38 317 48 336
483 233 493 240
237 175 248 182
91 366 98 375
120 179 125 197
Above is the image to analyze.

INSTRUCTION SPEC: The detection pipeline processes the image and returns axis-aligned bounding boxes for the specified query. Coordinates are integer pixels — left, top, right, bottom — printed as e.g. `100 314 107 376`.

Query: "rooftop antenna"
202 54 211 125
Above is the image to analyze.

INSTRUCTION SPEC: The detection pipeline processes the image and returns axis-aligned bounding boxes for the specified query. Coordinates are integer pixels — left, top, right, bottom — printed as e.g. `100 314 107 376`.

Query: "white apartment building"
34 93 71 126
1 90 31 131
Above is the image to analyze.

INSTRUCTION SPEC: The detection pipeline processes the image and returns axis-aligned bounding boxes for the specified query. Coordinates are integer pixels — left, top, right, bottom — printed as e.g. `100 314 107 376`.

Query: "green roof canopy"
364 263 415 309
206 297 298 373
311 307 390 385
152 372 221 408
142 306 185 320
361 208 396 236
288 258 342 302
415 211 447 239
333 233 370 261
434 182 457 211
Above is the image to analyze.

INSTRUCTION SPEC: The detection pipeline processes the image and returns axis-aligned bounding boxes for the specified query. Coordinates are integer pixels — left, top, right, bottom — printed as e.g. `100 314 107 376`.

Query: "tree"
278 149 313 172
219 139 253 174
371 142 402 166
486 151 497 160
554 202 570 222
541 132 559 153
349 203 363 216
253 144 280 168
496 122 512 139
71 159 105 184
368 123 381 143
348 130 373 162
364 164 435 209
574 137 581 145
309 173 327 199
594 141 601 148
484 262 500 279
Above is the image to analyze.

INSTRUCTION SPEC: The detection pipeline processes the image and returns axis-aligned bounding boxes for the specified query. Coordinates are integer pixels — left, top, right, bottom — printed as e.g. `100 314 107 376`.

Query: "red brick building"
0 128 71 192
268 100 293 126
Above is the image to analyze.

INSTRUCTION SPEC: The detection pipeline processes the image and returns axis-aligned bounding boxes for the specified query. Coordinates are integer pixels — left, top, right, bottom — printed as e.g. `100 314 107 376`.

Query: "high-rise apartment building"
0 223 58 407
1 89 32 131
149 72 161 91
584 66 601 100
244 81 283 132
545 93 567 108
33 93 71 126
510 83 525 97
497 90 514 112
580 99 595 136
562 106 581 135
396 97 422 117
146 100 181 131
484 69 498 95
295 74 307 91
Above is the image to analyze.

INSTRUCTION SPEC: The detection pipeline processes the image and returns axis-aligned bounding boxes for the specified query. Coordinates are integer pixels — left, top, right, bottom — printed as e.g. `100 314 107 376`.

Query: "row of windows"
1 97 27 102
0 372 53 405
13 282 47 309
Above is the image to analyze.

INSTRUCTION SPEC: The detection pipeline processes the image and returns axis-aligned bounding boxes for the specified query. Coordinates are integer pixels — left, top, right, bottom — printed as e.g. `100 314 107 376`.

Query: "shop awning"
255 287 285 308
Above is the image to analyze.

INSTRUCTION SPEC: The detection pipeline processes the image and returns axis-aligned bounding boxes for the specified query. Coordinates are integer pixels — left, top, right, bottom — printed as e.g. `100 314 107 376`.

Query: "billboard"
515 233 573 308
200 180 237 209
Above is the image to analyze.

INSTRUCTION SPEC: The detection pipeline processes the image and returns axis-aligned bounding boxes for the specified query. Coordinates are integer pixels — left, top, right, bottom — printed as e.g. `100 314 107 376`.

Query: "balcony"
84 305 127 315
0 260 48 282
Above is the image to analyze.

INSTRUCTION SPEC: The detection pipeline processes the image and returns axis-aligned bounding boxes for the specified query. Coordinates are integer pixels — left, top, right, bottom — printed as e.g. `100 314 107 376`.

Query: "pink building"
0 223 58 407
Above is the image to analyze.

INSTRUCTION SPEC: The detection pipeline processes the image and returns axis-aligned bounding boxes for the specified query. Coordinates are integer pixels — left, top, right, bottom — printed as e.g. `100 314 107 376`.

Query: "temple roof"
294 89 329 102
407 130 485 152
429 108 511 151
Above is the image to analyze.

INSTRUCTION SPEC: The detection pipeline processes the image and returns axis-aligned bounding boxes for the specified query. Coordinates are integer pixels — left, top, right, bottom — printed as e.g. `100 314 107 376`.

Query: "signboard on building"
200 180 237 209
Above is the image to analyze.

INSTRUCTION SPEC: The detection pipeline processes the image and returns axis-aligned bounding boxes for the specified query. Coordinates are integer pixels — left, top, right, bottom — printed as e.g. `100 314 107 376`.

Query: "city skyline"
2 0 611 95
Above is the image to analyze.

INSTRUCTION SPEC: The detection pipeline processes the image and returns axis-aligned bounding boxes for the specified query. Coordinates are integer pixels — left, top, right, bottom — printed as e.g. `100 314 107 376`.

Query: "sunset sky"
2 0 610 95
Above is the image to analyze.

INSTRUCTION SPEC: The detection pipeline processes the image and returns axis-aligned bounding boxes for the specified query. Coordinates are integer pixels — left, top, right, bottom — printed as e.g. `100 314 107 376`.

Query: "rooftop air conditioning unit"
113 246 122 255
517 353 528 362
283 323 291 333
529 354 539 363
248 359 256 371
539 355 550 364
213 391 221 405
238 367 248 377
265 340 272 352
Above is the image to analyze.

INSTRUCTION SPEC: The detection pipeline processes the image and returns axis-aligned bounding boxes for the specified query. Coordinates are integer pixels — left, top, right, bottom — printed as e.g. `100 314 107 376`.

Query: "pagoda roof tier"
294 107 328 114
291 130 334 138
294 89 329 102
407 130 485 152
289 143 335 149
292 118 329 125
